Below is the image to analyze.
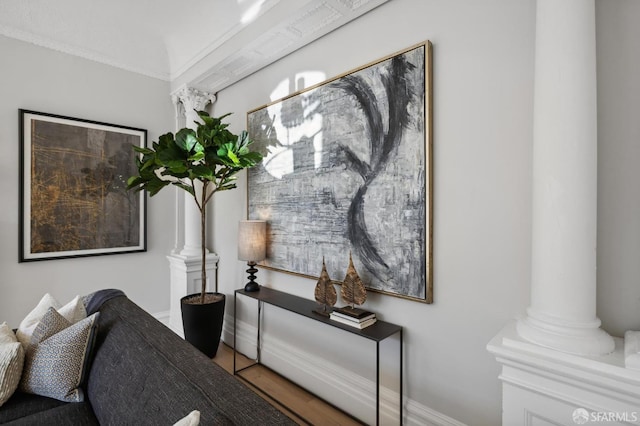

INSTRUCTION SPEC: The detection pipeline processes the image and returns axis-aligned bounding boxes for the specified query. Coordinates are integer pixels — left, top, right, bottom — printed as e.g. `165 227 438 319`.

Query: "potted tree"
127 110 262 357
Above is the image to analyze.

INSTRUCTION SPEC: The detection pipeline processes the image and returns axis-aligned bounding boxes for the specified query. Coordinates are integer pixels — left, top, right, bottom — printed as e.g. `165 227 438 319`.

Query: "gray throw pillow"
19 307 99 402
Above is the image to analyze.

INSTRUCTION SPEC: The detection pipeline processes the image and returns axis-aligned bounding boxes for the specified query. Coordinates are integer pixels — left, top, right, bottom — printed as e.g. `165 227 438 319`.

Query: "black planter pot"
181 292 225 358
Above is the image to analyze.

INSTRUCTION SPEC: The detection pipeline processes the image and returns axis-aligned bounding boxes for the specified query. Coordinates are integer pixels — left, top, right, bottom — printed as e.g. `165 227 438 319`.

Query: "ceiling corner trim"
0 24 171 82
171 0 390 94
0 0 390 91
168 0 283 81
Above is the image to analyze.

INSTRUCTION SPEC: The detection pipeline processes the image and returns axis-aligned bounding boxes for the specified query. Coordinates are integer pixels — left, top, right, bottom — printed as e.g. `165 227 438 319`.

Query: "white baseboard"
222 315 465 426
405 399 467 426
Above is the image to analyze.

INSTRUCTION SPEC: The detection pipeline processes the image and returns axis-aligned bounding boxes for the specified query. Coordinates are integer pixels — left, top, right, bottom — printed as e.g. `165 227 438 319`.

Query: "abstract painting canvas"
19 110 147 262
247 41 432 302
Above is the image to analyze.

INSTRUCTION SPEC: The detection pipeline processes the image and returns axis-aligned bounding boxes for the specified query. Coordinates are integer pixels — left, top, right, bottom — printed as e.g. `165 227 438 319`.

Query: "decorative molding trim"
286 2 342 38
171 85 217 112
489 321 640 425
492 325 640 402
525 410 564 426
337 0 370 10
223 314 465 426
405 399 468 426
0 0 391 92
171 0 390 93
0 25 170 81
516 309 615 357
168 0 282 79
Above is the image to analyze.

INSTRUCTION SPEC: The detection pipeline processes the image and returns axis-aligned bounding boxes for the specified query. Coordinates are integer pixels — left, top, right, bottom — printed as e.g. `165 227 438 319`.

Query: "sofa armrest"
86 294 293 425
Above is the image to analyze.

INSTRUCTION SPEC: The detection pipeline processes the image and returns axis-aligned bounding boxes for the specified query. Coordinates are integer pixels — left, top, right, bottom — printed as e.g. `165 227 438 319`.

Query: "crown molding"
0 25 170 81
0 0 389 89
170 0 390 93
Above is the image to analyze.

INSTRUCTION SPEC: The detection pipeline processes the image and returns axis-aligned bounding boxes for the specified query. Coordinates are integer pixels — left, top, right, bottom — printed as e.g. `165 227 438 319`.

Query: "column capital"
169 86 215 258
171 86 217 112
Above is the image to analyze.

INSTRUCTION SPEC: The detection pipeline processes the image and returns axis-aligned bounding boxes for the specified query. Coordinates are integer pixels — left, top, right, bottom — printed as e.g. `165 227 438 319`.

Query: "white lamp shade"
238 220 267 261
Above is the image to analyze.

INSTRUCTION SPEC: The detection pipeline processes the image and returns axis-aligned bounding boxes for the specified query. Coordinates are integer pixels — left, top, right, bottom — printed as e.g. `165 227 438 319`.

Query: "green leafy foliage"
127 110 263 200
127 110 263 302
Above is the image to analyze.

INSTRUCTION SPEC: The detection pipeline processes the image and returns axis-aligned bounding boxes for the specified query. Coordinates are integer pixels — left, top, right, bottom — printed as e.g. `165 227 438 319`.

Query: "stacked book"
329 306 377 329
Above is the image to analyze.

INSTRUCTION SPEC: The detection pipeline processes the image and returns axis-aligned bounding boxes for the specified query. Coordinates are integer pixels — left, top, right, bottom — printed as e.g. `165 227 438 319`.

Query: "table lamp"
238 220 267 292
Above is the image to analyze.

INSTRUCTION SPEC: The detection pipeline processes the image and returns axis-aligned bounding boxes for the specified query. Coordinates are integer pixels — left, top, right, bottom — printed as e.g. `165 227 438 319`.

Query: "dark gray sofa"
0 290 294 425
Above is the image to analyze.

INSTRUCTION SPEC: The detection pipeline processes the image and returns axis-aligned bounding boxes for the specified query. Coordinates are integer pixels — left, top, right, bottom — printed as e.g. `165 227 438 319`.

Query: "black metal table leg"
400 328 403 425
376 340 380 425
233 291 237 374
257 300 262 362
234 288 402 425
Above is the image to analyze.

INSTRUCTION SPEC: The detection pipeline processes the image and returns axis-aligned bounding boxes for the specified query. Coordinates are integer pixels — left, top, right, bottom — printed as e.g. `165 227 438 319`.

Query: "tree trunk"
200 183 207 304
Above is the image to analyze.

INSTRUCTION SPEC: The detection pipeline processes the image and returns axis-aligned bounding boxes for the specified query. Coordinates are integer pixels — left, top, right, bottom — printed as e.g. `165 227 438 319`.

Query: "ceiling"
0 0 389 94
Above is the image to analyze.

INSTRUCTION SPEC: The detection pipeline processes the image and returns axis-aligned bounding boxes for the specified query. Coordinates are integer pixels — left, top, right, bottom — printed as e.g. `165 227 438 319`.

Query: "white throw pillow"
0 322 25 407
57 295 87 324
16 294 86 348
173 410 200 426
0 322 18 345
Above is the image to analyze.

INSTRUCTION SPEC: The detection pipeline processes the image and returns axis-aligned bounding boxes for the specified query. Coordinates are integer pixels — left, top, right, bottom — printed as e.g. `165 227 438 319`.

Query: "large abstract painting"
19 110 147 262
247 41 433 303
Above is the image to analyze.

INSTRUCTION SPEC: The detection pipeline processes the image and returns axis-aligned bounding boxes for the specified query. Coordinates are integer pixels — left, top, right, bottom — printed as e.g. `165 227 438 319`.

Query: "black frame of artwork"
247 41 433 303
19 109 147 262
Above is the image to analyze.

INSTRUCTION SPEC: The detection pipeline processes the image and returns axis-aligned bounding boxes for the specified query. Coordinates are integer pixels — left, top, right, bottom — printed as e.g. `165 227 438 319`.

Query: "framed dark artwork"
247 41 433 303
19 110 147 262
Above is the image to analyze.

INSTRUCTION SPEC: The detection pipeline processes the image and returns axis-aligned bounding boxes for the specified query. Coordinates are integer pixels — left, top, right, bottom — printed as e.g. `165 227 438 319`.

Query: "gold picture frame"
247 41 433 303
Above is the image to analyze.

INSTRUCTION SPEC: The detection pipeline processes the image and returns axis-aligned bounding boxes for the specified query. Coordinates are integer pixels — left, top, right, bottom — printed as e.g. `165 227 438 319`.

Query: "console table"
233 287 403 425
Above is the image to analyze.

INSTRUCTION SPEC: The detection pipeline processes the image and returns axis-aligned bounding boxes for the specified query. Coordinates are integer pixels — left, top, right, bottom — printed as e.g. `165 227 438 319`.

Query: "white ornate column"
516 0 614 356
487 2 640 424
167 86 219 337
171 86 217 257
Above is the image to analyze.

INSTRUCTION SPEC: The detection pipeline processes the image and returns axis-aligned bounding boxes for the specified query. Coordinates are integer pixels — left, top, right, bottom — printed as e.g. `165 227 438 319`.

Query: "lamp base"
244 282 260 292
244 262 261 292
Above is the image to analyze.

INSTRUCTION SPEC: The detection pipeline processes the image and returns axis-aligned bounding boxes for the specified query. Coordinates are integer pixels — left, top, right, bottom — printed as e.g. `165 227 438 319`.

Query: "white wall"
596 0 640 338
212 1 536 424
0 35 175 325
1 0 635 424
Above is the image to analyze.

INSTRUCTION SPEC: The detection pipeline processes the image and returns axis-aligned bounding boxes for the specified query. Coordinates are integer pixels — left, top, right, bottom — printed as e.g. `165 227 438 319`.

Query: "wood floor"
213 343 363 426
